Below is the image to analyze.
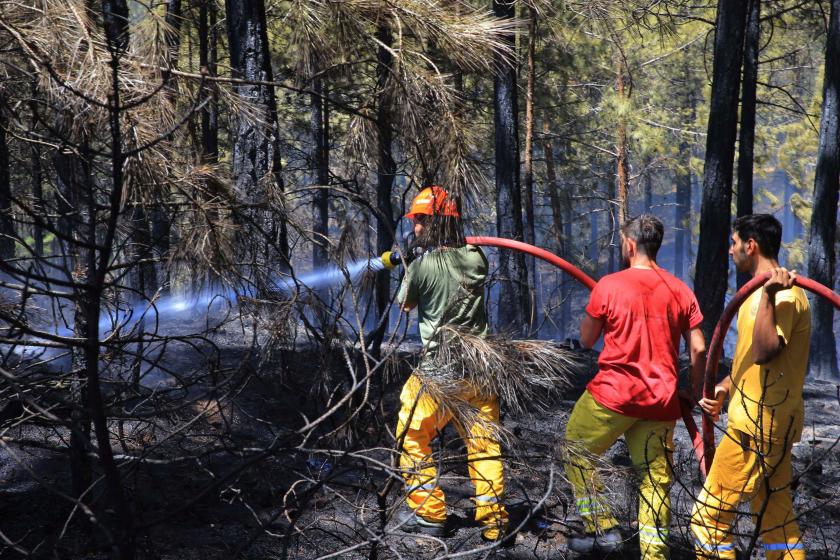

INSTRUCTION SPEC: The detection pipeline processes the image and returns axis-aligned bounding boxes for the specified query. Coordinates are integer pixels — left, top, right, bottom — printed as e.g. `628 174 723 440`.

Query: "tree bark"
543 121 573 338
312 75 330 268
226 0 290 277
736 0 760 289
370 24 397 354
675 146 692 281
199 0 218 162
165 0 182 70
693 0 749 341
615 58 630 226
493 0 530 335
0 102 14 261
607 168 617 273
523 7 538 327
807 0 840 379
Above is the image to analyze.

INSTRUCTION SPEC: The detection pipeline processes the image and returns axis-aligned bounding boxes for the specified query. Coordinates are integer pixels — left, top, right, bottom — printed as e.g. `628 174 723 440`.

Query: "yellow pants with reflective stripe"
396 374 509 539
564 390 674 560
690 426 805 560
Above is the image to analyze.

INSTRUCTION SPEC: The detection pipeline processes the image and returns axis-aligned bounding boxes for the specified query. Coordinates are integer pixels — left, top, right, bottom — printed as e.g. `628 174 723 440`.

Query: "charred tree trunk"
0 103 13 261
736 0 760 289
199 0 218 162
226 0 290 278
807 0 840 379
694 0 749 341
54 146 93 502
494 0 530 335
675 146 692 281
607 169 617 273
543 121 573 338
615 59 630 226
165 0 183 71
96 4 137 557
523 7 538 328
312 75 330 268
29 116 44 258
370 24 397 354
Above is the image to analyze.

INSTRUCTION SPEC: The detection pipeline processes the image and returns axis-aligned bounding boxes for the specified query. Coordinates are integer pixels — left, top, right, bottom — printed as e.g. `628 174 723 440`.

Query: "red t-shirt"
585 267 703 421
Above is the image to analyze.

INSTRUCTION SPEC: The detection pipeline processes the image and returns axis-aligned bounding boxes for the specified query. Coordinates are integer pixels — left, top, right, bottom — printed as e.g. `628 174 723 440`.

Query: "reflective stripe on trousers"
396 374 508 538
690 426 805 560
563 390 674 560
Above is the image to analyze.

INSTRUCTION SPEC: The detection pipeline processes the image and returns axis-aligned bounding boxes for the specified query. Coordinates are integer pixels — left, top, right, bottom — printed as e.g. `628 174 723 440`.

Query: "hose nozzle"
381 251 402 270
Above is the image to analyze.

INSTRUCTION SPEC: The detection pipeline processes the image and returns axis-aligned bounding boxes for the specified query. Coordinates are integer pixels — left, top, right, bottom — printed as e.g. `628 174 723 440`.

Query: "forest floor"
1 328 840 559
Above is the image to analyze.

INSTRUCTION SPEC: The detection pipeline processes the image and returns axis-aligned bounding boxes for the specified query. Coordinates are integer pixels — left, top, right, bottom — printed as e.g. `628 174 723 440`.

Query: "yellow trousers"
396 374 508 539
690 427 805 559
564 390 675 560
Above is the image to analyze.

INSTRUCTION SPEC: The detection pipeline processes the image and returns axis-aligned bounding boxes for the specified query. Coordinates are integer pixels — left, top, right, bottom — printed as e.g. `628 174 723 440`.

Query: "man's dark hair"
621 214 664 260
411 208 465 251
733 214 782 259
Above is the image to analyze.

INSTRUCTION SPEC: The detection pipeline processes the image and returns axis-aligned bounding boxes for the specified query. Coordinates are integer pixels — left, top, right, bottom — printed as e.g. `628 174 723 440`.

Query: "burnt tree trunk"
226 0 290 278
807 0 840 379
543 121 573 338
30 119 44 257
312 75 330 268
494 0 530 335
675 145 692 281
736 0 760 289
165 0 182 70
96 4 137 557
0 102 13 261
199 0 218 162
53 145 93 504
694 0 749 341
370 24 397 354
615 59 630 226
523 7 538 327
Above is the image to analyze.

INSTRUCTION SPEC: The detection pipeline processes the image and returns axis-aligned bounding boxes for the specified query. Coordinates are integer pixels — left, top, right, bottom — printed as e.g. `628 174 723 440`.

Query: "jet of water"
273 256 385 293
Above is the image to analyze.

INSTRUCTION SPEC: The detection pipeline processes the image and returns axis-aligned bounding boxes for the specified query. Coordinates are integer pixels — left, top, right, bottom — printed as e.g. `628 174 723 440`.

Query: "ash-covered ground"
1 319 839 559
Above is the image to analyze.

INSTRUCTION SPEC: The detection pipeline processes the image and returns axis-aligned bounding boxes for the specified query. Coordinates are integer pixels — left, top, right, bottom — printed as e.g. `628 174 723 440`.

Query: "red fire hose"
464 236 706 469
700 273 840 474
466 236 597 290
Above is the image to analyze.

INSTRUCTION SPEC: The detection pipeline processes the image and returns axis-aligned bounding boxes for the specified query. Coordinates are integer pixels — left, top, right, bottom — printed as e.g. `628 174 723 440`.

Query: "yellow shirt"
728 285 811 443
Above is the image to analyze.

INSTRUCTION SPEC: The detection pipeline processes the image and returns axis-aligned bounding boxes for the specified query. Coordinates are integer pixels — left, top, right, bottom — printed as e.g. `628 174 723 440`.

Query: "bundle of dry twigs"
413 325 582 438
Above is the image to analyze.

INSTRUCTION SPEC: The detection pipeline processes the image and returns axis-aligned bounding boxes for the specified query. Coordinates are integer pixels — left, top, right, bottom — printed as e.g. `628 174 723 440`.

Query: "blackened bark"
312 76 330 268
370 24 397 354
523 7 538 326
199 0 218 162
101 0 129 51
543 121 572 338
615 60 630 226
675 149 692 281
52 140 94 508
807 0 840 379
736 0 760 289
607 169 617 273
694 0 749 341
0 104 13 261
494 0 530 335
226 0 290 274
165 0 182 69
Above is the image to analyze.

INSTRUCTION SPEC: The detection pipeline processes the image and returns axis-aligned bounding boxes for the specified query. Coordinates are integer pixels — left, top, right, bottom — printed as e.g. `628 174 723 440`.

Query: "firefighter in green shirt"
394 186 509 542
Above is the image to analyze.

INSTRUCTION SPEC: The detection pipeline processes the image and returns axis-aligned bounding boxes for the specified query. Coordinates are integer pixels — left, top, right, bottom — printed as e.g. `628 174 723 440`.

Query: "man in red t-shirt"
563 214 706 559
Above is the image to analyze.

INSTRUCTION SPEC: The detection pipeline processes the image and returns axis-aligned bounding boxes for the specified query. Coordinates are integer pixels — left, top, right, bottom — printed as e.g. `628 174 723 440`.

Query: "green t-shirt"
397 244 488 353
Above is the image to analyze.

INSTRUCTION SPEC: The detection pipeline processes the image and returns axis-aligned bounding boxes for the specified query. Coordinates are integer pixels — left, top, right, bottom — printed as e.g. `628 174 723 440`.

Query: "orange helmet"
404 186 460 219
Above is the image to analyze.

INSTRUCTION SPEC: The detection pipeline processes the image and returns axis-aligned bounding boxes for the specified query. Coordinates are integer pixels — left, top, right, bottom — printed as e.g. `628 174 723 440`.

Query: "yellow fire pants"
564 390 675 560
690 427 805 559
396 374 508 539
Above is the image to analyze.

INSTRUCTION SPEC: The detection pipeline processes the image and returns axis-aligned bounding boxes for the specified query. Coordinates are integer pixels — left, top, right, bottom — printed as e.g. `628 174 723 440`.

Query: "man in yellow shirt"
692 214 810 559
